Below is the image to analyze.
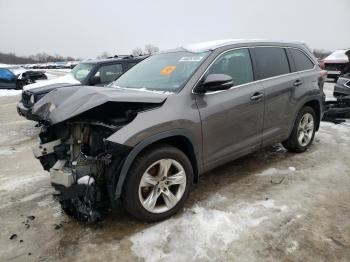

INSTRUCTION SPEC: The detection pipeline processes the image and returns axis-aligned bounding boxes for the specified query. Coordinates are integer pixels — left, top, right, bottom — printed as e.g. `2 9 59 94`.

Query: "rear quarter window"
289 48 315 71
253 47 290 80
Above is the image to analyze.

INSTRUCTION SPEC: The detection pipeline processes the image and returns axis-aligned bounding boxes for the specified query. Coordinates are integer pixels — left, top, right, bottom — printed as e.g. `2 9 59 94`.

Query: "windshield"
111 51 210 92
70 63 94 82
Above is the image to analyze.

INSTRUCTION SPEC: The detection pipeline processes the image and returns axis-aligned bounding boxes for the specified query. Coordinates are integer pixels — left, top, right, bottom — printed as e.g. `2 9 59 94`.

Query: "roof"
182 39 307 53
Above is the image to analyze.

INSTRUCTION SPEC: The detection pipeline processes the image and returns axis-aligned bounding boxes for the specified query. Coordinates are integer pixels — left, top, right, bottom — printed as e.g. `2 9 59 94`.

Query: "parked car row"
21 39 326 223
17 55 147 120
0 66 47 89
24 61 80 69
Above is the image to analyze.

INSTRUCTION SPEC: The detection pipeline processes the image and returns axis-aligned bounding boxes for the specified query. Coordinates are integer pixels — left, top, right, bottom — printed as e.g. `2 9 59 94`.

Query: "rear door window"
205 48 254 86
289 48 314 71
253 47 290 80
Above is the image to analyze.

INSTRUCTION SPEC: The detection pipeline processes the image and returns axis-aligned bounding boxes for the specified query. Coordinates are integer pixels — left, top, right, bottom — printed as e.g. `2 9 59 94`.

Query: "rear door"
286 47 318 122
251 46 296 146
195 48 264 170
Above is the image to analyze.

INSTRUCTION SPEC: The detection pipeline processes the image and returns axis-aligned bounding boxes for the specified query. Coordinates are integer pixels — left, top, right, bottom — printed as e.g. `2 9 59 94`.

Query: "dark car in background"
0 66 47 90
30 40 325 223
17 55 147 120
323 49 350 80
334 74 350 97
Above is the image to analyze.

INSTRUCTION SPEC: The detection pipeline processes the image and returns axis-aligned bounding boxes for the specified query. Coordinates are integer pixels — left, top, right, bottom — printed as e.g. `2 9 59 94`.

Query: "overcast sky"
1 0 349 58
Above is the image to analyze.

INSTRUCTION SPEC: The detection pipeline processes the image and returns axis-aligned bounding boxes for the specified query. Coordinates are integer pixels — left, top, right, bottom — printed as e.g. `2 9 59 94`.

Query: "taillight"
318 60 325 69
320 70 327 78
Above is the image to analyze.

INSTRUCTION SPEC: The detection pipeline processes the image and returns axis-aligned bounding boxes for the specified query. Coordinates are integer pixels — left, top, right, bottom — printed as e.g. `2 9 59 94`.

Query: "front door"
195 48 264 171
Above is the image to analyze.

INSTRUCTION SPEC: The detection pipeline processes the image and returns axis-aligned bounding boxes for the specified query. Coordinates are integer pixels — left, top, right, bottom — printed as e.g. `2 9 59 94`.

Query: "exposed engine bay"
33 102 160 223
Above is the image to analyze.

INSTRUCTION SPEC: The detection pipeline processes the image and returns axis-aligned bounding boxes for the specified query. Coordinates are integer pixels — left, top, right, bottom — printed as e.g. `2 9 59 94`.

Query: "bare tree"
0 51 79 64
97 51 110 59
313 49 331 59
144 44 159 54
132 47 144 56
131 45 160 56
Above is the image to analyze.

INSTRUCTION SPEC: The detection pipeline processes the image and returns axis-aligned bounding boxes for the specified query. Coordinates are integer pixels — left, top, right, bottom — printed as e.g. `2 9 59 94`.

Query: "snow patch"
0 89 22 97
288 167 296 172
0 148 16 156
112 85 174 95
256 168 279 176
286 240 299 254
19 191 46 202
130 199 287 262
0 172 46 191
256 167 296 177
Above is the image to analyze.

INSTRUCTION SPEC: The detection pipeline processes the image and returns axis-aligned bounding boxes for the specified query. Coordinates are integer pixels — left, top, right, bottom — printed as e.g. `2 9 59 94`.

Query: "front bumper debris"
32 139 61 158
50 160 74 187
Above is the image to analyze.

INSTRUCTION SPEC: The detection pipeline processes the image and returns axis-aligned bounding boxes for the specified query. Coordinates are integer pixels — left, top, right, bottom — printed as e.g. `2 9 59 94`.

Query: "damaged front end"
34 116 130 223
31 86 167 223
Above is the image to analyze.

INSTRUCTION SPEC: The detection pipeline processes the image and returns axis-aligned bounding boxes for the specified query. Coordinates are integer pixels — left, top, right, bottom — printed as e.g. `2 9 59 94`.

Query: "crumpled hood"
32 85 169 124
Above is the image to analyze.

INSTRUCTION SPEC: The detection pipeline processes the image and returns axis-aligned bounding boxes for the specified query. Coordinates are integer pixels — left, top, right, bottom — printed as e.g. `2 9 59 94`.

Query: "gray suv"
31 40 325 223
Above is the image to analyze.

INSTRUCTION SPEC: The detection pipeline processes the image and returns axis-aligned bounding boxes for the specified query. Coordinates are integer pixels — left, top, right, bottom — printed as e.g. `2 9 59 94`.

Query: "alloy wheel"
138 159 186 213
297 113 314 147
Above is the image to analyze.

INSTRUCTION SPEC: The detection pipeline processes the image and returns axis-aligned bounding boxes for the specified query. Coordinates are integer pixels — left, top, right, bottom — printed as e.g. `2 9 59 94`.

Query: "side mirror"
89 76 101 85
195 74 233 93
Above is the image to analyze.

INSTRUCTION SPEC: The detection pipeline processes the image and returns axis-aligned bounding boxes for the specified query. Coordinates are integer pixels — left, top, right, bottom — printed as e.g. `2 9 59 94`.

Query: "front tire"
16 81 25 90
122 145 193 222
283 106 316 153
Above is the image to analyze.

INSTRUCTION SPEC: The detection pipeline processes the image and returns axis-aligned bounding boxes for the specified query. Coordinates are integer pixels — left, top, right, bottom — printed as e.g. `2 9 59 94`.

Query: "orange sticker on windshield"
160 66 176 75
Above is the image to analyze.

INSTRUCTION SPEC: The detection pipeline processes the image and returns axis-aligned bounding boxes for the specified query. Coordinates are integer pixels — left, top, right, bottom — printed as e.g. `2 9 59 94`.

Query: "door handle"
293 79 303 86
250 92 264 101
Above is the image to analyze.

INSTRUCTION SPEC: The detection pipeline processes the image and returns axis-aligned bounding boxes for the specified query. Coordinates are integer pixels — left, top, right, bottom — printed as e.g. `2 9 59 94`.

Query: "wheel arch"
289 98 322 138
112 129 202 200
303 100 321 131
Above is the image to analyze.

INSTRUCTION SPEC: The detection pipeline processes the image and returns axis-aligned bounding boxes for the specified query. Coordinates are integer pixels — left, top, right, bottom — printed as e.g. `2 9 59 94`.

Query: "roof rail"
106 55 134 59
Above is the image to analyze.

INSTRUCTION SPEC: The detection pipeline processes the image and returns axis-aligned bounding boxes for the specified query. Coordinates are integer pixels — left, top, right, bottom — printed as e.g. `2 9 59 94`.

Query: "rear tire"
283 106 316 153
122 144 193 222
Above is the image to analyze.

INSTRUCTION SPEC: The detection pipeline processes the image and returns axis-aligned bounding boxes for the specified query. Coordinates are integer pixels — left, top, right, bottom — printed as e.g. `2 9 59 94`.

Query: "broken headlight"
30 94 35 104
33 102 56 120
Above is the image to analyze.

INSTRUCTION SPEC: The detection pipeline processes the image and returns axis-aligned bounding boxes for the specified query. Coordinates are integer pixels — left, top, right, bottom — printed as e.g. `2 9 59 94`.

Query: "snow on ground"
0 172 46 192
130 198 287 262
44 73 59 80
0 89 22 97
256 166 296 176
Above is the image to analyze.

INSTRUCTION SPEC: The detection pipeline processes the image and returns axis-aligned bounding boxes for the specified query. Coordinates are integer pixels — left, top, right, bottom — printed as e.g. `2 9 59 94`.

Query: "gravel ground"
0 82 349 262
